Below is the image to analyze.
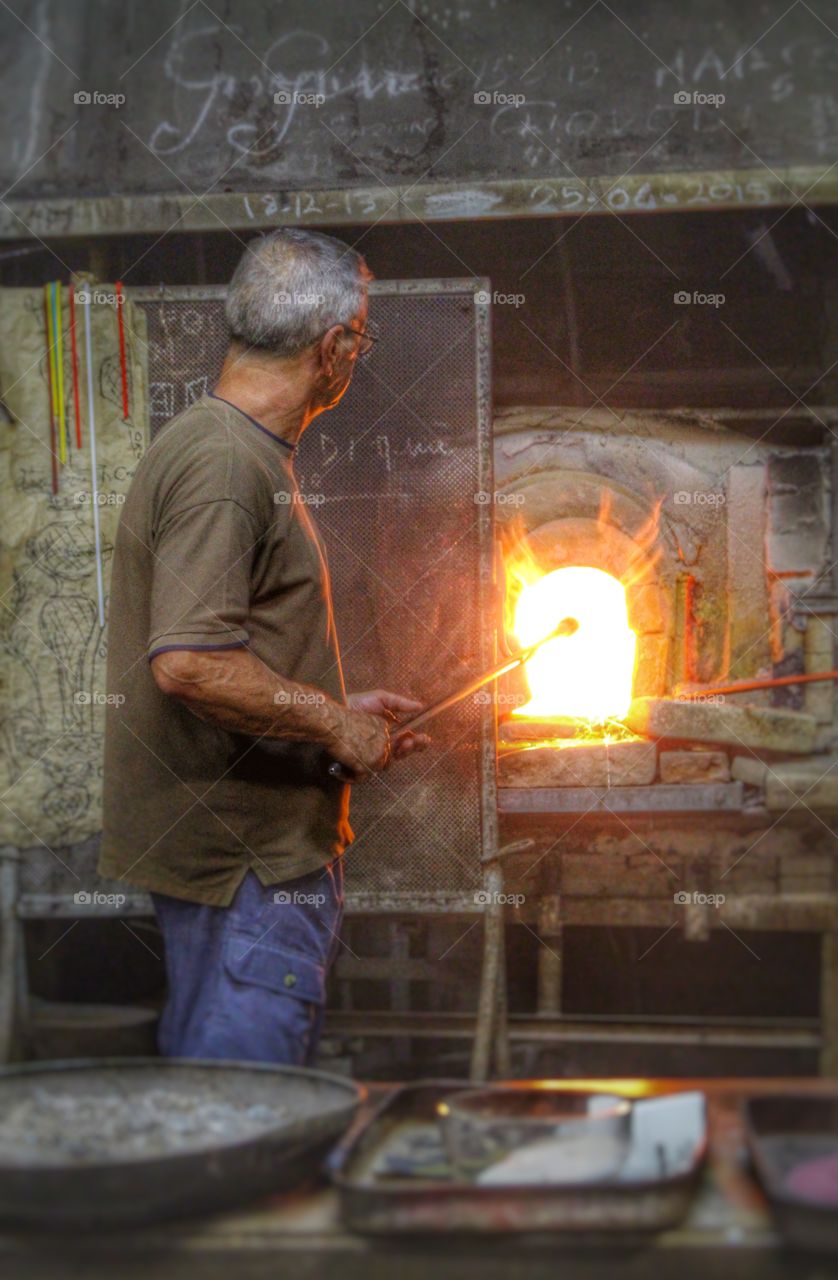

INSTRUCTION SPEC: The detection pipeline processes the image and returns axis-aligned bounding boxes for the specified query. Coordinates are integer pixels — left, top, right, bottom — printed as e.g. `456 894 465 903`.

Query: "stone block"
726 465 771 678
659 749 729 784
767 454 829 576
498 738 657 789
626 581 664 632
634 633 668 698
625 696 817 755
764 757 838 813
499 717 581 742
804 619 835 725
731 756 769 786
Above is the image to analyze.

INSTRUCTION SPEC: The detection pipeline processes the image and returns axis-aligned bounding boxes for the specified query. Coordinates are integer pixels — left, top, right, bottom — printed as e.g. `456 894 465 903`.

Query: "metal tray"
744 1093 838 1254
0 1058 364 1230
328 1080 707 1236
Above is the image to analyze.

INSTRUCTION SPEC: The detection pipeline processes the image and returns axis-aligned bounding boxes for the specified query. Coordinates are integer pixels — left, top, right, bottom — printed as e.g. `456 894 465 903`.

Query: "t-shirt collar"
208 392 296 453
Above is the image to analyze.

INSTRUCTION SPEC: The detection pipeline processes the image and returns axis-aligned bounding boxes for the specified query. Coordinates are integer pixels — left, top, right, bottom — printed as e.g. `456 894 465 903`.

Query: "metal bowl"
438 1086 632 1184
0 1058 364 1229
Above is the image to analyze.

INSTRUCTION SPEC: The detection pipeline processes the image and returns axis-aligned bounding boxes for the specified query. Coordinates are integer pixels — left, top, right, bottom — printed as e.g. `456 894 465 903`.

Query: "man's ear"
318 324 344 376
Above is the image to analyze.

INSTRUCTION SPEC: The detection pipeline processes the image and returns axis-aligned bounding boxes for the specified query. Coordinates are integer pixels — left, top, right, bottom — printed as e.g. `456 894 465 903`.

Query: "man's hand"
329 704 392 779
348 689 431 763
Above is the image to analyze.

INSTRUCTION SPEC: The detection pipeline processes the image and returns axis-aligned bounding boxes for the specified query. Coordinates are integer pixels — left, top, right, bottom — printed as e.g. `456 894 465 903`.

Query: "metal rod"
679 668 838 699
398 616 578 734
328 617 578 781
470 860 504 1083
326 1009 820 1049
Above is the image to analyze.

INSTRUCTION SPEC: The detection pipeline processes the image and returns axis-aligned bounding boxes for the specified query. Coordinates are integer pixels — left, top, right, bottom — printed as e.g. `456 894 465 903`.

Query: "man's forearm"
151 646 347 747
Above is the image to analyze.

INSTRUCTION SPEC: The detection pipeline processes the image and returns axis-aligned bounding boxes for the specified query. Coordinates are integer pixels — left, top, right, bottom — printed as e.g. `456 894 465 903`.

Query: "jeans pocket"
211 933 328 1065
223 933 327 1006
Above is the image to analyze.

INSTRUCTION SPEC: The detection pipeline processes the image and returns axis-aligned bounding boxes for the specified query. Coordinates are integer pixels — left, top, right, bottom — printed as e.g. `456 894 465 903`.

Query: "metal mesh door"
134 282 495 909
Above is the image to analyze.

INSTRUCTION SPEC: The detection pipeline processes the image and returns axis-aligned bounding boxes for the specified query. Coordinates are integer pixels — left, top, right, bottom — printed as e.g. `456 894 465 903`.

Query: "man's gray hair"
225 228 370 358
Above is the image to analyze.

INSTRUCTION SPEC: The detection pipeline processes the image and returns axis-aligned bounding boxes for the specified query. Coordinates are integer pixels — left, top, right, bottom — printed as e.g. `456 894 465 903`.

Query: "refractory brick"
625 697 817 755
498 738 657 788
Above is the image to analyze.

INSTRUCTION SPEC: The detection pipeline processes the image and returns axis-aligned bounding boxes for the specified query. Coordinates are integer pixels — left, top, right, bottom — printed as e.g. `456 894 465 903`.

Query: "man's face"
311 294 369 413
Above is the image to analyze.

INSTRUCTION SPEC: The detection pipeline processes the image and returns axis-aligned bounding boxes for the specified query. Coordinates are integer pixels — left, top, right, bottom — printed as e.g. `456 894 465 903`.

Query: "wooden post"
820 930 838 1076
0 851 20 1063
536 893 563 1015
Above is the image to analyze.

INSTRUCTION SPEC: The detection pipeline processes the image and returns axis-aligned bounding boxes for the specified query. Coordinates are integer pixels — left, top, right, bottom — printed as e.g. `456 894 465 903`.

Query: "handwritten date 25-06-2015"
240 174 776 229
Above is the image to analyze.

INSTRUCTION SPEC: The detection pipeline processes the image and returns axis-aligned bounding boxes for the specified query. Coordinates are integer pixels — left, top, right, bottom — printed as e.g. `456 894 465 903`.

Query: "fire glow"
506 555 637 724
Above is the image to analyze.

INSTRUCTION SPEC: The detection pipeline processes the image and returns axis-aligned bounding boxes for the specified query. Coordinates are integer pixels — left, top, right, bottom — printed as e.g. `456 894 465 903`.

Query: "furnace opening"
508 564 638 724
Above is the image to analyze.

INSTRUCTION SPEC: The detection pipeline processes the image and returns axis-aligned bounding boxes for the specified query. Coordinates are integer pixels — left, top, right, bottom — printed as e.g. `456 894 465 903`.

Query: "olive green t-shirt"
98 393 352 906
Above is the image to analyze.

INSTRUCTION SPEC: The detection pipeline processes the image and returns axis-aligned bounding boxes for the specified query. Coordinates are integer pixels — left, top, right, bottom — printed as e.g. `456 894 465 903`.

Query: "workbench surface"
2 1078 836 1280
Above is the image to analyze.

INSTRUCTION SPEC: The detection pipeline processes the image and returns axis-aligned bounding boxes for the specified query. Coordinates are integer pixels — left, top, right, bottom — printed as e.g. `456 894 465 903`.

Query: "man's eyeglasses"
341 320 379 357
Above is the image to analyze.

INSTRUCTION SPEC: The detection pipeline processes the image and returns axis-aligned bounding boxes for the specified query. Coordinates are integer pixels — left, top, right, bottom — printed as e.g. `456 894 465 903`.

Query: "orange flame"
501 503 655 723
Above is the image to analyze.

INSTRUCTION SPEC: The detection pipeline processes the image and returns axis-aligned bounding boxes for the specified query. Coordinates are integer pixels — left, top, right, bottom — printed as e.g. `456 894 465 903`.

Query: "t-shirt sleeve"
147 497 259 660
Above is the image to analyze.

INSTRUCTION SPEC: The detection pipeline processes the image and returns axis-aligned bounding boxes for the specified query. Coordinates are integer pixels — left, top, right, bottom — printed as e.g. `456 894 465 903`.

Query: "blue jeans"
151 861 344 1066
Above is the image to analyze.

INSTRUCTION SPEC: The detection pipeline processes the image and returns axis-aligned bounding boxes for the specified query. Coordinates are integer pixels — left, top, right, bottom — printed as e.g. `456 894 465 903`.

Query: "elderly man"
99 229 428 1065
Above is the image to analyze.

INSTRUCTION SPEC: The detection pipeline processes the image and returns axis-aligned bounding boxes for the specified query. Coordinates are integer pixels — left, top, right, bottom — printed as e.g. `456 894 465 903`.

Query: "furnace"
492 405 833 794
478 404 838 1073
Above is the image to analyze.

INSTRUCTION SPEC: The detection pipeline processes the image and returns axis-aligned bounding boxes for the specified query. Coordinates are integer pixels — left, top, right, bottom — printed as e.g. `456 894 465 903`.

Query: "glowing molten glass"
511 565 636 721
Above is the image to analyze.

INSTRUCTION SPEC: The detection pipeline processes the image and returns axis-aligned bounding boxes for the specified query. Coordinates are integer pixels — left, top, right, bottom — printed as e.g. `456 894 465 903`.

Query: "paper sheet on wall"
0 286 148 849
